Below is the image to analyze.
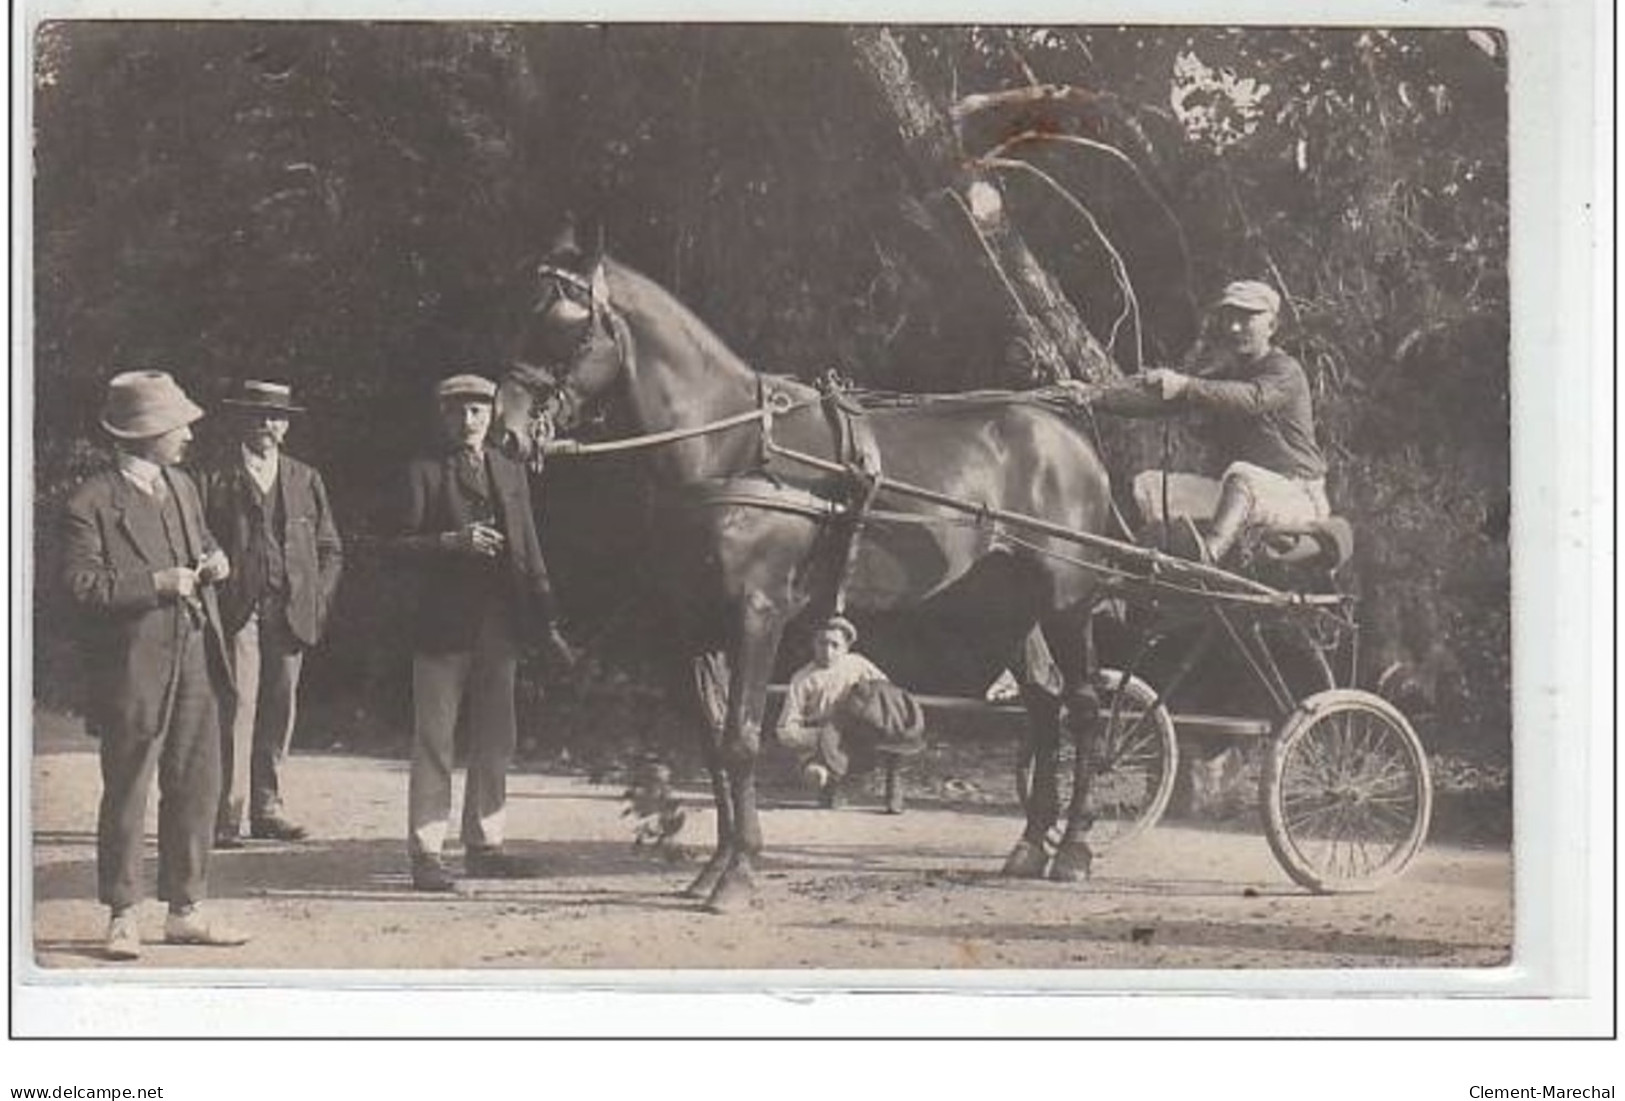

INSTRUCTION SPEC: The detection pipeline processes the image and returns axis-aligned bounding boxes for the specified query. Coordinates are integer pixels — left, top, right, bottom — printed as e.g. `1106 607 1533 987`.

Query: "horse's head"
498 223 628 469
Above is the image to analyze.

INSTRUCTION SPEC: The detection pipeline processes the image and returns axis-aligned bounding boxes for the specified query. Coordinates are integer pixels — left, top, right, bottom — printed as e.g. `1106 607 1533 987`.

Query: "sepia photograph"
10 3 1607 1047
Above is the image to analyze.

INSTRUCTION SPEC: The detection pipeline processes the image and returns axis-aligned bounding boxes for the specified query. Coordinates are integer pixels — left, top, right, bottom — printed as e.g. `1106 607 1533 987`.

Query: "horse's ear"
590 255 610 306
546 214 582 262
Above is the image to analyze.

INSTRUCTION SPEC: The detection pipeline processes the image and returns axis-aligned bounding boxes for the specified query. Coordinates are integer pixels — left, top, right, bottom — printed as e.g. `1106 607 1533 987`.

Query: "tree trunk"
846 26 1121 385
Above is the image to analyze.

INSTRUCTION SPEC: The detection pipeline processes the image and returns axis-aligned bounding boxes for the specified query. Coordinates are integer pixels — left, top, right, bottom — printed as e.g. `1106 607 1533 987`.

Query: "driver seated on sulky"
1061 279 1330 566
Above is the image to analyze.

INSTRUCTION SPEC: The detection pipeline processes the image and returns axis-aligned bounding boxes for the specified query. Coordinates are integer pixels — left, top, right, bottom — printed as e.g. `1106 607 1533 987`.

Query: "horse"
497 229 1116 913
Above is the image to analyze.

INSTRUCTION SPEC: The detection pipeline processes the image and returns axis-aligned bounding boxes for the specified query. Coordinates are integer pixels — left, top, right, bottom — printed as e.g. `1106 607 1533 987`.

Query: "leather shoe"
818 778 847 811
104 910 141 961
463 848 545 879
411 857 457 892
163 907 250 947
250 816 308 842
214 830 246 850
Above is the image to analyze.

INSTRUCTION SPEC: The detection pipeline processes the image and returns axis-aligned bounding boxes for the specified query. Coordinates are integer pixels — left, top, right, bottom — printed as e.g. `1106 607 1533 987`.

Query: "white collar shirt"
242 445 280 494
116 453 166 497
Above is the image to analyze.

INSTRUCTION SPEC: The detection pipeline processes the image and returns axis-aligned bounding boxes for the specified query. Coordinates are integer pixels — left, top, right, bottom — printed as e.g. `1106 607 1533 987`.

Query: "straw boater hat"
436 374 498 403
98 370 205 440
1216 280 1282 315
222 378 303 415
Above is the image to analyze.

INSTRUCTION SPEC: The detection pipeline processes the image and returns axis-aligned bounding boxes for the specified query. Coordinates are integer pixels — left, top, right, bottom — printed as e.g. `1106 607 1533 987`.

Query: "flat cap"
435 373 497 403
1216 280 1282 314
821 616 859 646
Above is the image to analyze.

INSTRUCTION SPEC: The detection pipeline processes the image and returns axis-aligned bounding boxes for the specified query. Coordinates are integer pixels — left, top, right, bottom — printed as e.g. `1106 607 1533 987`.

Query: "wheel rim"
1085 701 1172 846
1276 703 1427 882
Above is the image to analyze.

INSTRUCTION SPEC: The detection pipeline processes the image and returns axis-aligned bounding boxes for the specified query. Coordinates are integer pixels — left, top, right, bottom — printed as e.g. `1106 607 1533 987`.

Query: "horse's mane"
601 257 757 382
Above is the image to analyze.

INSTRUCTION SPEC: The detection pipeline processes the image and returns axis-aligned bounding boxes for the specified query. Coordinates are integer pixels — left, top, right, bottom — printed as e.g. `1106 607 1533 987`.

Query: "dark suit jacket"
61 465 233 742
199 452 344 646
395 447 556 653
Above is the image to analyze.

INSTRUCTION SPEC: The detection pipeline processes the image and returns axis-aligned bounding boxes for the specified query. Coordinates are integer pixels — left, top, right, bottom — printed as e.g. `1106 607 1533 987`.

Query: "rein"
539 394 809 458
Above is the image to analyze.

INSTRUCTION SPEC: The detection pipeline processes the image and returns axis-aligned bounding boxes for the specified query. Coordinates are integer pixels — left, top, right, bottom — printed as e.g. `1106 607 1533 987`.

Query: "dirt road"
29 728 1511 973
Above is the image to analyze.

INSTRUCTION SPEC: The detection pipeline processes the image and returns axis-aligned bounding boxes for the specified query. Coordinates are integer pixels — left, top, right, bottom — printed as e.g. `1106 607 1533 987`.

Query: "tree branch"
951 83 1111 123
987 155 1145 371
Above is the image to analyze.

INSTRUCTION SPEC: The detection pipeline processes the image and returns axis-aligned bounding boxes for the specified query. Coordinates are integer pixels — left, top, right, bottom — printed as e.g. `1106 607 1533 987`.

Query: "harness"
815 373 884 616
510 265 1353 630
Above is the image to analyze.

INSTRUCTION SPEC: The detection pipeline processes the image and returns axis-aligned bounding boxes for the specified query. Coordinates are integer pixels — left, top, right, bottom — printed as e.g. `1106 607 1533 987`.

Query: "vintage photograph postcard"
12 0 1608 1041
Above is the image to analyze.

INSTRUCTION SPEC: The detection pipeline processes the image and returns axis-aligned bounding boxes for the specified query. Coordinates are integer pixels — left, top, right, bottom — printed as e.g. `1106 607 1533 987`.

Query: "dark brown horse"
498 231 1114 913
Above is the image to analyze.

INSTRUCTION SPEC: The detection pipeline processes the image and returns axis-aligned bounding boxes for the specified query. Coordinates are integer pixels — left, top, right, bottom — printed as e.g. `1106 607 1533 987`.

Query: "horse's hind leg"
1045 611 1101 883
681 651 737 900
1004 627 1060 878
1006 677 1059 878
705 596 788 914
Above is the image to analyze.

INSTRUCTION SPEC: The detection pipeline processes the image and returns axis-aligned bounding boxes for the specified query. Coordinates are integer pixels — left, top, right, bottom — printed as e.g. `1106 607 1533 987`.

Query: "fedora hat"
99 370 205 440
222 378 303 415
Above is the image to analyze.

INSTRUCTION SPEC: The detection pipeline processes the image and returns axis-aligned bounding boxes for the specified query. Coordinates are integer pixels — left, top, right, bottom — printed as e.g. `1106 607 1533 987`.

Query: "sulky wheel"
1262 688 1433 893
1016 669 1179 852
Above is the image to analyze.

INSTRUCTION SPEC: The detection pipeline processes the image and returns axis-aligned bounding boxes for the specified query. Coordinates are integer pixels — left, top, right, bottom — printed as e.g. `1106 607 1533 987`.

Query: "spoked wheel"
1262 689 1433 893
1016 669 1179 852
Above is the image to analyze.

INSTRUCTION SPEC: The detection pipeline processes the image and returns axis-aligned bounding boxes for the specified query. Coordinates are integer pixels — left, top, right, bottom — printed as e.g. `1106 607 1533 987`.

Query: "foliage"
31 22 1509 756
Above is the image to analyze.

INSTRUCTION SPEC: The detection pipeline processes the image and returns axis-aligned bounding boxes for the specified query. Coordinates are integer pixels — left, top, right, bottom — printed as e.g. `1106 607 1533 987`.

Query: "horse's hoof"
1048 843 1094 883
702 864 758 914
703 879 756 915
1000 839 1051 879
681 861 727 899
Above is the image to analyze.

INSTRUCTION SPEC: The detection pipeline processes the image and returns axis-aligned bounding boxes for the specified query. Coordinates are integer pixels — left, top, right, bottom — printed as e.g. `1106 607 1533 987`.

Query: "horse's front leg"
1049 611 1101 883
681 652 737 900
705 594 787 914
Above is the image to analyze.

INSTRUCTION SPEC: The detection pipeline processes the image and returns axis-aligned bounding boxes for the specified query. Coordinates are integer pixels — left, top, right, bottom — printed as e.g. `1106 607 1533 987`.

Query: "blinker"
545 296 592 327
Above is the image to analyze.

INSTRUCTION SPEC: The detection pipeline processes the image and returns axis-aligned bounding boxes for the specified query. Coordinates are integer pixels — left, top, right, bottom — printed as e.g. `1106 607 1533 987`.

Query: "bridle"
505 261 631 462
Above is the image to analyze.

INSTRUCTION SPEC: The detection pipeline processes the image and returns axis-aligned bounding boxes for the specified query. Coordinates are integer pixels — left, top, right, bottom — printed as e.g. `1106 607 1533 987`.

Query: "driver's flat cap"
1216 280 1281 314
436 374 497 403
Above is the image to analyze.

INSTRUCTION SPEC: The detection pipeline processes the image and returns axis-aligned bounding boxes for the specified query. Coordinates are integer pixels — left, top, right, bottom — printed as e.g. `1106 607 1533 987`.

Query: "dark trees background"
31 22 1510 758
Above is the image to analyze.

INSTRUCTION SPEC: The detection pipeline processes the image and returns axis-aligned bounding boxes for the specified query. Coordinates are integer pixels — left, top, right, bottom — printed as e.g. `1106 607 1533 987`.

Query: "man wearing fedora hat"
1062 279 1330 564
61 370 249 959
393 372 571 891
200 379 343 848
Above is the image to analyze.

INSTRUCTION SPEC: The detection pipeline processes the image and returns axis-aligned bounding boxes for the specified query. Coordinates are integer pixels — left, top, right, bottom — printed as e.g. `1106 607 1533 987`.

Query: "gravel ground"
29 713 1512 974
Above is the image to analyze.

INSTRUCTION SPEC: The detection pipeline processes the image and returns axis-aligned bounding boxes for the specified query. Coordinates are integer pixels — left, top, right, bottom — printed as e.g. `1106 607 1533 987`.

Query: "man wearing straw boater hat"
1063 279 1329 564
393 372 572 891
200 379 343 848
61 370 249 959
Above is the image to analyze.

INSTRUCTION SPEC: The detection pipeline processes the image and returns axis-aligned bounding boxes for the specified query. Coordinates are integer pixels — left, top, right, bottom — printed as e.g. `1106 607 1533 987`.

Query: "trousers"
97 623 221 912
407 605 518 857
218 605 305 834
1131 467 1330 532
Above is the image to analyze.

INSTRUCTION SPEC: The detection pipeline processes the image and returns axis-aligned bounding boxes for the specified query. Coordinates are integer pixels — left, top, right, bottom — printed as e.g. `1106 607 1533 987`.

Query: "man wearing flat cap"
393 372 570 891
774 616 907 811
200 379 343 848
61 370 249 959
1063 279 1329 563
